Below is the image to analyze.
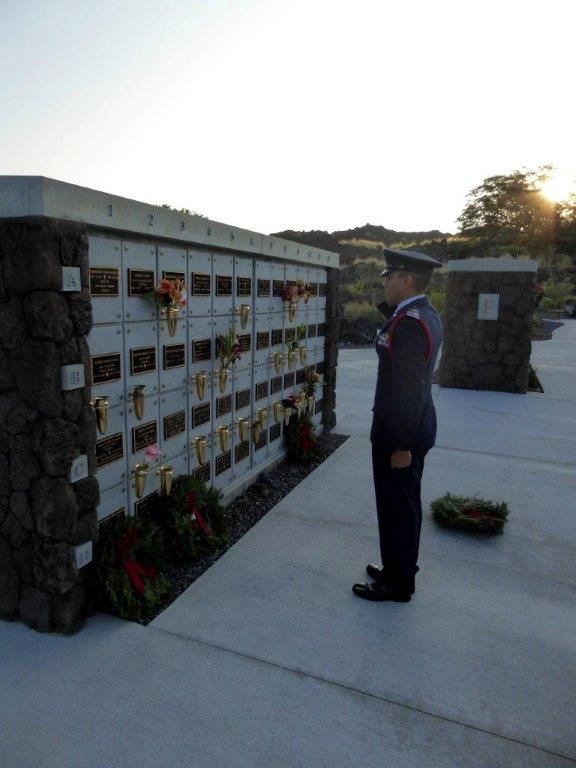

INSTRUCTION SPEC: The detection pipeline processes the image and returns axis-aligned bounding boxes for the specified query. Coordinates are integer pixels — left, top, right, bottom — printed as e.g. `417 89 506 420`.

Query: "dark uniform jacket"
370 296 443 455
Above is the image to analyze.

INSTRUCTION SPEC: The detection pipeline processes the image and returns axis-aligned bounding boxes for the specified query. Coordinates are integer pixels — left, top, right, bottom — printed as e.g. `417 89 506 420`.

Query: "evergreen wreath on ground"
431 493 509 535
282 406 320 463
151 475 229 564
93 514 172 622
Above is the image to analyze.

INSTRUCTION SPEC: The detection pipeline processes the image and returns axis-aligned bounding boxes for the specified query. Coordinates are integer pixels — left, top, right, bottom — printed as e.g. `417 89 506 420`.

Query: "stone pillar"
439 258 538 394
0 218 98 633
321 267 340 431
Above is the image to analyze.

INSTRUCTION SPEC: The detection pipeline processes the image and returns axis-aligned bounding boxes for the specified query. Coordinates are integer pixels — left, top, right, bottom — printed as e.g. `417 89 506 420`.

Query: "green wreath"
93 514 171 622
152 475 229 565
431 493 509 535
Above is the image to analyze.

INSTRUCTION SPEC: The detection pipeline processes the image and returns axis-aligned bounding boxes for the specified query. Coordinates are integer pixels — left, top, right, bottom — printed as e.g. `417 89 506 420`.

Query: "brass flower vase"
288 302 297 322
299 346 308 366
258 408 268 430
273 401 283 423
91 396 110 435
283 407 294 426
287 350 296 370
166 306 179 337
157 465 174 497
273 353 283 375
219 425 230 453
195 436 208 465
238 417 250 442
195 371 207 401
239 304 251 329
218 366 229 394
307 395 315 413
132 385 146 420
133 463 149 499
252 420 262 444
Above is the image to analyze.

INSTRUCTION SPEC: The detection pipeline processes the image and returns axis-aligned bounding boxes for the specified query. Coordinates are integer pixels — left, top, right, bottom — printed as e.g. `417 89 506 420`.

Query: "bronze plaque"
96 433 124 469
235 441 249 463
191 272 211 296
283 372 295 389
256 331 269 350
99 507 126 526
192 402 211 428
164 410 186 441
237 334 251 353
162 270 185 282
296 369 305 385
132 421 158 453
192 338 212 363
237 276 252 296
316 361 325 375
194 462 211 483
310 282 318 296
317 323 327 337
255 381 268 401
257 279 270 297
91 353 121 385
319 283 327 297
90 267 119 297
216 275 232 296
130 346 157 376
271 329 283 347
285 328 296 344
254 430 267 451
135 491 159 517
127 268 154 296
163 343 185 369
315 398 324 414
272 280 285 297
216 394 232 418
235 388 251 411
216 450 232 476
308 324 317 338
270 376 282 395
270 423 281 442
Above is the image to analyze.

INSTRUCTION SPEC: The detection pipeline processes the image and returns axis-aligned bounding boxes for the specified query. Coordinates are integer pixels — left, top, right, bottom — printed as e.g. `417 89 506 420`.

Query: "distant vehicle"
564 299 576 318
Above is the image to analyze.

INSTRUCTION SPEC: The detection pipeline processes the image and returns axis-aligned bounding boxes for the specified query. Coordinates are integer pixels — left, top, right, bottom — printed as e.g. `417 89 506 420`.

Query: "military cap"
380 248 443 277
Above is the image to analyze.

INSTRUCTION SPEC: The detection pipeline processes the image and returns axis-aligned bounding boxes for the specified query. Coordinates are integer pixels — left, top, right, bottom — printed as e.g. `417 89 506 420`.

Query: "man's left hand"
391 449 412 469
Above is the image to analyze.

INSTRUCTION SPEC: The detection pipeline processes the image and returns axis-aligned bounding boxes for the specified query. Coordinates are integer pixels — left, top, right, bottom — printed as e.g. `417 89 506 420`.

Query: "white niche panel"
88 236 123 324
159 388 188 460
88 324 125 407
124 321 159 398
122 241 157 321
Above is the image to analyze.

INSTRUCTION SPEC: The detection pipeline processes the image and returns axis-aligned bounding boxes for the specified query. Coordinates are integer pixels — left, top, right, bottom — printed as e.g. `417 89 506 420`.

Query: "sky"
1 0 574 236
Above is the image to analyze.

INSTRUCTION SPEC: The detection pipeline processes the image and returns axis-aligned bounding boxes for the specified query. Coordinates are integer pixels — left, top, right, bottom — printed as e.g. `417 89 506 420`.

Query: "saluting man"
353 248 443 602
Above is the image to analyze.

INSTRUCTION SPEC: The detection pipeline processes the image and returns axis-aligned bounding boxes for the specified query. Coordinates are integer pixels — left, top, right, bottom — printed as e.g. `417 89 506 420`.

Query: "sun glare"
540 172 576 203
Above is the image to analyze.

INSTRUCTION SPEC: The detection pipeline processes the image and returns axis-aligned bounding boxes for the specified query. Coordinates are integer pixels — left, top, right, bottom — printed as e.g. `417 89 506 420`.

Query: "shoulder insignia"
406 308 421 319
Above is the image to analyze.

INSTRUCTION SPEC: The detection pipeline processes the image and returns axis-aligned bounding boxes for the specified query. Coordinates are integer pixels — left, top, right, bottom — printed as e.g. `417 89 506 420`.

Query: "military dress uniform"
355 249 443 601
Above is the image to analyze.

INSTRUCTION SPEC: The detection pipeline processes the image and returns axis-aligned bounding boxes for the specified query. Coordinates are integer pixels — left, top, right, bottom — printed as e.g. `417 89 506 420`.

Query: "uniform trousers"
371 444 426 593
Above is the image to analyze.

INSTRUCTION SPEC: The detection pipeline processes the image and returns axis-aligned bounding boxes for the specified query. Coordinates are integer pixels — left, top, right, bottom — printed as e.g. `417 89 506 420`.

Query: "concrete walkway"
1 321 575 767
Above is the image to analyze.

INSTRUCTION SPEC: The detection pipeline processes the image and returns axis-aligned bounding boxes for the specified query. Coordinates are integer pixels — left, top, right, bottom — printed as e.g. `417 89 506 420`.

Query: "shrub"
343 301 381 324
539 296 555 309
428 288 445 314
543 280 574 308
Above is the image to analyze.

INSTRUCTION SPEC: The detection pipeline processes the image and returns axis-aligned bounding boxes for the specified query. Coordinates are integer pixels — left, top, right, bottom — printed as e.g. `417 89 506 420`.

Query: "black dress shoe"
366 563 418 594
352 582 411 602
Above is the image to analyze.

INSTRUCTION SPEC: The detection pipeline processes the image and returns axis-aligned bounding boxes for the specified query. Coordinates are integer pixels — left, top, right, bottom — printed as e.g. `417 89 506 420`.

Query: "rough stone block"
10 490 34 531
71 510 98 545
78 406 97 451
0 392 39 435
31 418 81 477
0 297 27 351
67 290 93 336
12 547 33 585
23 291 73 344
1 511 30 550
32 537 78 595
0 348 15 391
58 337 81 366
9 340 62 417
9 434 41 491
62 390 84 422
0 541 20 619
53 584 85 634
32 476 78 540
19 585 53 632
1 223 62 294
73 476 100 513
0 453 10 496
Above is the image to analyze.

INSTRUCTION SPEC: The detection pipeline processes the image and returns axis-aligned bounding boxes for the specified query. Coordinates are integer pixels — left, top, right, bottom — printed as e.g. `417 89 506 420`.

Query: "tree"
457 166 557 254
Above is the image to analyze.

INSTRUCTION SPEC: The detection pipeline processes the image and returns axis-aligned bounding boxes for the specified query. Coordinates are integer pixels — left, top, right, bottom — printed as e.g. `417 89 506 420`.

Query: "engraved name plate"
216 275 232 296
270 376 282 395
191 272 211 296
237 334 251 353
316 361 325 375
132 421 158 453
193 462 211 483
285 328 296 344
296 369 305 385
272 280 285 297
236 277 252 296
255 381 269 401
319 283 327 297
271 329 283 347
163 344 185 369
255 431 267 450
216 450 232 476
270 423 281 442
216 394 232 418
256 332 270 350
308 324 317 338
315 398 324 414
257 279 271 297
235 441 249 463
235 388 251 410
283 372 295 388
192 402 211 428
130 346 157 375
317 323 327 337
162 270 185 282
135 491 159 517
192 338 212 363
128 269 154 296
96 433 124 469
92 353 122 385
164 410 186 441
90 267 119 297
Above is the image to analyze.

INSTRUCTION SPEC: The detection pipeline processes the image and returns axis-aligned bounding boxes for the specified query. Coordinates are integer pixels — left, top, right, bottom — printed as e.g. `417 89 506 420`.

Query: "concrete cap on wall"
448 258 538 273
